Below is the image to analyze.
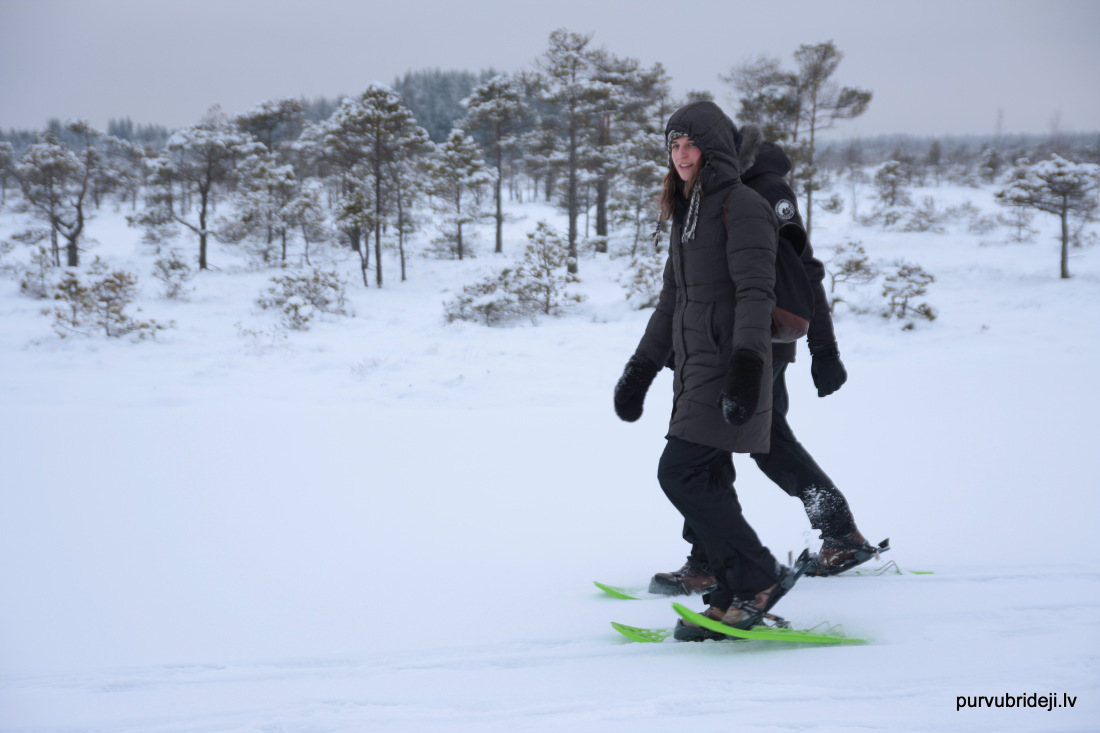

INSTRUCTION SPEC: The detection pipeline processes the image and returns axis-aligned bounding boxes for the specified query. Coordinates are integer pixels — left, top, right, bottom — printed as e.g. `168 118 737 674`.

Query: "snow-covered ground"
1 182 1098 732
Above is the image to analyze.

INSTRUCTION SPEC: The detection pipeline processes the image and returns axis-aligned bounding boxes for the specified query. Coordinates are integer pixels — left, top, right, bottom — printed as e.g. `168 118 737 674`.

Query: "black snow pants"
682 360 857 574
658 436 780 609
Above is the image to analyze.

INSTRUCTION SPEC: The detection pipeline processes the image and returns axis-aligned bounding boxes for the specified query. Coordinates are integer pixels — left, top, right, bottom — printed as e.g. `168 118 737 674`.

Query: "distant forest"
4 65 1096 166
3 32 1096 294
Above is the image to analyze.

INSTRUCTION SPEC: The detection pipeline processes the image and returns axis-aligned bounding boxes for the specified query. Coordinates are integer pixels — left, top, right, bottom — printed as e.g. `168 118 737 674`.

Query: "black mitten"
808 340 848 398
718 350 764 426
614 355 660 422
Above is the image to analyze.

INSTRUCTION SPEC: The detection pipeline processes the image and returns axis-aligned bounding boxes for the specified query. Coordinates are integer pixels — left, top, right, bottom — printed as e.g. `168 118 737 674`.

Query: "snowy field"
1 182 1098 732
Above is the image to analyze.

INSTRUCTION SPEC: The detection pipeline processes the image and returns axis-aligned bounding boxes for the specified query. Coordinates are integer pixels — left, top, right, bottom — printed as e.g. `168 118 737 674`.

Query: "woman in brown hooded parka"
613 100 807 638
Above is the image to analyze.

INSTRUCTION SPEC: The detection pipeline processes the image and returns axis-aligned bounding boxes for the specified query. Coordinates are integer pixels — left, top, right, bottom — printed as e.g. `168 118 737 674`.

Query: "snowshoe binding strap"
806 537 890 577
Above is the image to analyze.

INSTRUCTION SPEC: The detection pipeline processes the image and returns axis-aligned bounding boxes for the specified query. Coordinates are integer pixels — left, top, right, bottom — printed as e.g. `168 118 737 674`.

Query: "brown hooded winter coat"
633 101 778 453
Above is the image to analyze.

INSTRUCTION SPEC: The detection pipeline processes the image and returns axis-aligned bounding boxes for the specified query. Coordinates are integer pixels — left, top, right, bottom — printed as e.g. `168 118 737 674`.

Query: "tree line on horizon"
1 29 1097 292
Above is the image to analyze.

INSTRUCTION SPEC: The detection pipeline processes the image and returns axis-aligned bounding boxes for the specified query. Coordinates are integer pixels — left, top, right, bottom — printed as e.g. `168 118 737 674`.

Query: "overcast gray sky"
2 0 1097 139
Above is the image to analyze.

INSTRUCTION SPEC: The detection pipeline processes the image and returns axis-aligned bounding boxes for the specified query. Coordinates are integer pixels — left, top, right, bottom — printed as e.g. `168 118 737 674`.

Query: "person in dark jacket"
613 101 807 639
649 125 882 597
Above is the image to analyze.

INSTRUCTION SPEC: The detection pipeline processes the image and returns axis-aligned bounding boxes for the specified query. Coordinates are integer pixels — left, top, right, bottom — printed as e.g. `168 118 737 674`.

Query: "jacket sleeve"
725 191 777 359
634 250 675 367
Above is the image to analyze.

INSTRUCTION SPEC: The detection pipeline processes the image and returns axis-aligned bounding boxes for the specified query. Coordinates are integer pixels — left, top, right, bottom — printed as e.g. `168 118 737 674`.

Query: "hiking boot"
673 605 729 642
720 550 809 630
649 562 718 596
807 530 882 576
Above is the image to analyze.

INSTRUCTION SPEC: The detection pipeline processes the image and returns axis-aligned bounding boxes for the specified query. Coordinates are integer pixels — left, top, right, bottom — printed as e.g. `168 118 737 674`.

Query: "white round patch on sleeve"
775 199 796 220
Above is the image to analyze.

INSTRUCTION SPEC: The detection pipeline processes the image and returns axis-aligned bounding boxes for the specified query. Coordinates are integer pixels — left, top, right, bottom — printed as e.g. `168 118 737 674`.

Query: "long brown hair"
657 161 702 222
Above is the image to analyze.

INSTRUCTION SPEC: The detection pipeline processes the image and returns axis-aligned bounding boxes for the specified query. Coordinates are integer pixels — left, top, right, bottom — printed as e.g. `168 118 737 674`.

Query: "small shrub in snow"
947 202 999 235
152 249 194 299
235 321 289 353
881 260 936 327
48 258 168 339
444 270 526 326
998 207 1038 243
823 241 877 313
443 222 583 326
903 197 946 233
512 222 584 317
818 193 845 215
18 246 56 299
256 267 348 331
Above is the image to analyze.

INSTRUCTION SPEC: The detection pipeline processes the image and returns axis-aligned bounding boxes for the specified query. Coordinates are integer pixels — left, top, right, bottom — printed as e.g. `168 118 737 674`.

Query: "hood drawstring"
682 183 701 242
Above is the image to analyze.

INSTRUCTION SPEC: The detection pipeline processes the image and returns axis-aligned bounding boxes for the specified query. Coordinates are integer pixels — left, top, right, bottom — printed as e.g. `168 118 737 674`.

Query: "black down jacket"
633 101 778 453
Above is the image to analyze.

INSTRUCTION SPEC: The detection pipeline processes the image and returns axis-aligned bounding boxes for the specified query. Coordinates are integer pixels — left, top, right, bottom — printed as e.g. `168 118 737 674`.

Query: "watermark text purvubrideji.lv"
957 692 1077 711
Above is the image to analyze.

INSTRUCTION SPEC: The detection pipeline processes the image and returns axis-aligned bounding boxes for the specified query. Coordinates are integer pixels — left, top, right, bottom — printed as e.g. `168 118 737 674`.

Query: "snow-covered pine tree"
881 260 936 326
50 257 166 339
621 235 665 310
298 85 430 286
511 221 583 316
13 127 95 267
607 138 664 256
536 29 615 273
0 141 15 207
152 249 193 299
586 50 672 246
462 75 530 253
235 98 306 158
134 108 255 270
823 240 877 313
280 179 328 267
427 130 494 260
995 155 1100 278
380 156 424 282
871 160 913 227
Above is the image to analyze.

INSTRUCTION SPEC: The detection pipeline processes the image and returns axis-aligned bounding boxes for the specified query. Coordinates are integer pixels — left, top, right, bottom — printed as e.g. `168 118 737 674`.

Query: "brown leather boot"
649 562 718 596
672 605 729 641
720 583 778 630
719 550 809 629
808 530 881 576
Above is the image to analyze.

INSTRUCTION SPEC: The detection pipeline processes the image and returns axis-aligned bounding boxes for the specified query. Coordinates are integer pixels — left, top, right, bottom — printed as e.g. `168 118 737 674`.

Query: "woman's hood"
665 101 742 191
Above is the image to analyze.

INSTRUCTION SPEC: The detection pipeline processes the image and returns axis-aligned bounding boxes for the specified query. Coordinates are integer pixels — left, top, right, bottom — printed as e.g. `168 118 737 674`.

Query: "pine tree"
135 108 255 270
427 130 494 260
881 260 936 325
236 98 306 157
724 42 871 238
462 75 530 253
14 132 81 265
12 120 113 267
0 141 13 207
229 150 299 263
299 85 430 286
824 240 877 312
872 160 913 227
995 155 1100 278
512 221 583 316
536 29 614 273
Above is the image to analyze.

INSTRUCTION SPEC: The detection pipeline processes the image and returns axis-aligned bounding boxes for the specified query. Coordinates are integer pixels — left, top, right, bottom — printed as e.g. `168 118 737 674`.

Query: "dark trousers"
658 436 779 608
684 361 856 572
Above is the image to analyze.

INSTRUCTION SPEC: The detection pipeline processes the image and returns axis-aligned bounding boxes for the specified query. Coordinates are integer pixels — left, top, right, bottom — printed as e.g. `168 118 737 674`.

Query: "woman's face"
670 137 702 182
